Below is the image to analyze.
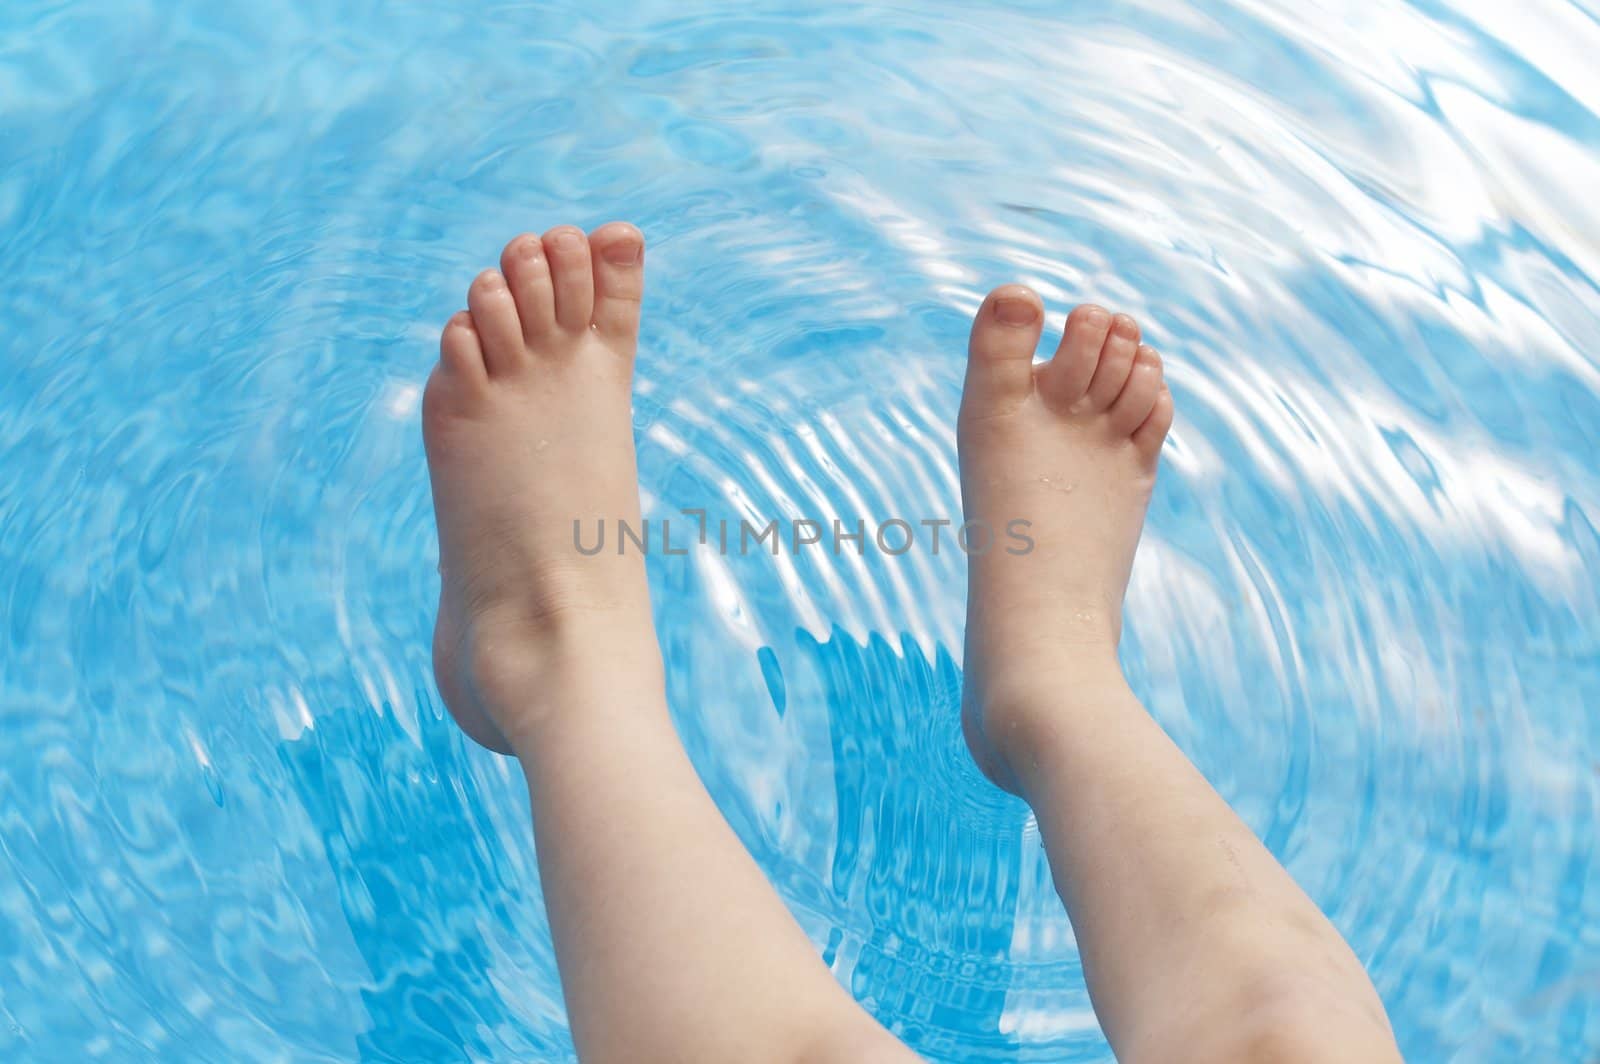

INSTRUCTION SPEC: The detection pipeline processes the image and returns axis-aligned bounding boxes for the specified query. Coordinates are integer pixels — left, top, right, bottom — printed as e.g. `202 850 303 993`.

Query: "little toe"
438 311 487 383
588 222 645 350
1108 345 1164 436
1132 385 1175 461
1038 303 1112 408
466 270 525 375
1083 313 1142 411
962 285 1044 413
500 234 557 344
542 225 595 332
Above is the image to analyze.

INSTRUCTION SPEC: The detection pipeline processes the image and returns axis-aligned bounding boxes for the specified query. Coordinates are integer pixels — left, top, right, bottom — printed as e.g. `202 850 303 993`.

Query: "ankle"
507 658 673 764
964 654 1131 789
460 605 665 740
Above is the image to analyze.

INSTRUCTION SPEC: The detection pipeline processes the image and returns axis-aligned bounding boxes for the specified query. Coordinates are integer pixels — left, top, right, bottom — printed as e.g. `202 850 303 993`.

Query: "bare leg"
421 225 915 1063
957 287 1402 1062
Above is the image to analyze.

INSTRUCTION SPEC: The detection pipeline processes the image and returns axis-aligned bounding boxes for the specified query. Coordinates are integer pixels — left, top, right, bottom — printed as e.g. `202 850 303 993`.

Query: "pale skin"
421 222 1404 1062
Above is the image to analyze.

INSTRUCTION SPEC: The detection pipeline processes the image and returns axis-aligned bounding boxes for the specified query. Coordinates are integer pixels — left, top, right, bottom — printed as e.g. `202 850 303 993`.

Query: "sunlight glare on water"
2 1 1598 1060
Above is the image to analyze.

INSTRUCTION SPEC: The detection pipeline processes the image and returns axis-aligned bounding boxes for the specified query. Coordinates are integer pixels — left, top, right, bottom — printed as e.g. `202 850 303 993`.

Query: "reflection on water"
2 1 1597 1059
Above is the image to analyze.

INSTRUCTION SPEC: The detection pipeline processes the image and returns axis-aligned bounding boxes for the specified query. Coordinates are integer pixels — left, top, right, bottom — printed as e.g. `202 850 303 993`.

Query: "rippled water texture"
4 1 1599 1059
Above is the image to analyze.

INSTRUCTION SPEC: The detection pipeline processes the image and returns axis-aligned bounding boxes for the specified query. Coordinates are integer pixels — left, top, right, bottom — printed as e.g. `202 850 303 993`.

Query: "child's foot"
421 223 659 754
957 286 1174 794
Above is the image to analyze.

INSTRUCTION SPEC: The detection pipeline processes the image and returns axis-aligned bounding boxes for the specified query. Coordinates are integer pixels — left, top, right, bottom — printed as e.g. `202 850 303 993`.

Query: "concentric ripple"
3 1 1598 1060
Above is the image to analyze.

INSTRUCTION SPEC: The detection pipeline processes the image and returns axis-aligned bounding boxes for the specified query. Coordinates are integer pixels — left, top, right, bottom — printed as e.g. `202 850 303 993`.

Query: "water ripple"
2 1 1597 1060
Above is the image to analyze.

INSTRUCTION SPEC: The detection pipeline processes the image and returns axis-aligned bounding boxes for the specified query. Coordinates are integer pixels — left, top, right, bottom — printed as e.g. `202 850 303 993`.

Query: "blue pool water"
4 1 1599 1060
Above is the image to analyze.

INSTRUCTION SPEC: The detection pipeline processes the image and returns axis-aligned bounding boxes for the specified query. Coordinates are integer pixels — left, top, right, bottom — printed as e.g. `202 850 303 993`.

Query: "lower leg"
511 632 902 1063
422 225 913 1063
1003 667 1398 1062
957 286 1401 1062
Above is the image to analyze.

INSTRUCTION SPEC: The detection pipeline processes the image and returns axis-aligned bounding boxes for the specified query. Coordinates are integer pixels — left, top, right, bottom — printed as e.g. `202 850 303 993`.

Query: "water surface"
3 1 1598 1059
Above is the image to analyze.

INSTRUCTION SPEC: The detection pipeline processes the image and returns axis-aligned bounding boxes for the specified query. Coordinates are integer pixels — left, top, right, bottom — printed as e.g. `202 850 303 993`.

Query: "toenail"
994 297 1038 326
514 238 541 260
550 229 583 249
1113 315 1139 338
1080 306 1111 329
603 241 641 266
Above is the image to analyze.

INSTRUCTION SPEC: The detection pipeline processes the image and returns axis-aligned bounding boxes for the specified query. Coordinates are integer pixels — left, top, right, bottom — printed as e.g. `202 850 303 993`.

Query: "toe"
1132 385 1175 461
542 225 594 331
588 222 645 349
501 234 557 343
1108 345 1165 436
438 308 486 384
426 316 485 435
1083 313 1141 411
1038 303 1112 407
466 270 525 375
963 285 1044 412
438 311 487 383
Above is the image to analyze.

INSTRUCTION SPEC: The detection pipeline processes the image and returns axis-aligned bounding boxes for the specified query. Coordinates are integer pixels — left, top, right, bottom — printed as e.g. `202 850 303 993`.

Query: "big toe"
588 222 645 350
962 285 1044 415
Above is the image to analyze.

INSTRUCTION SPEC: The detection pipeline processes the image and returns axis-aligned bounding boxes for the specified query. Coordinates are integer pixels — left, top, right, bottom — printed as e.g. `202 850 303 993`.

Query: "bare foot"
957 285 1174 794
421 222 659 754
